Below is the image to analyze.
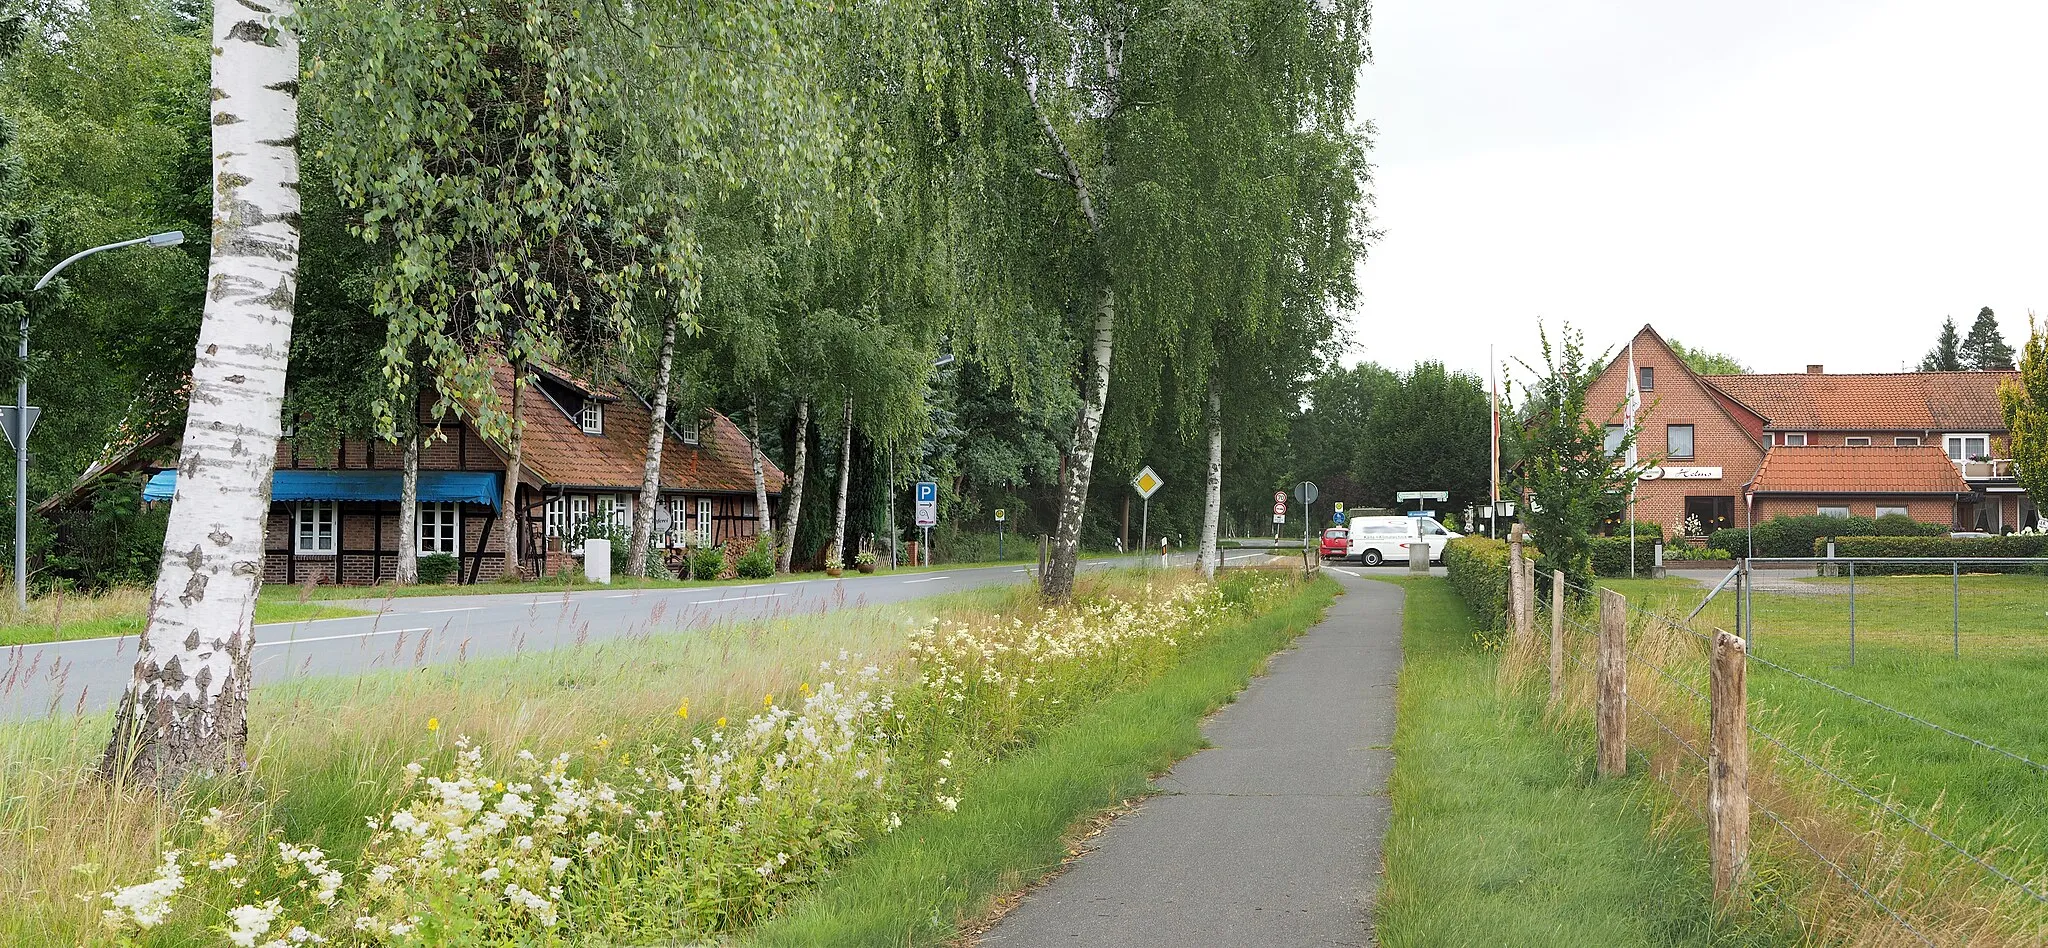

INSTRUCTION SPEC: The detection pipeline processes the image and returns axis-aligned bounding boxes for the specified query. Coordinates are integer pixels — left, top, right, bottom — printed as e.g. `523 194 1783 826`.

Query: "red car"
1320 527 1349 559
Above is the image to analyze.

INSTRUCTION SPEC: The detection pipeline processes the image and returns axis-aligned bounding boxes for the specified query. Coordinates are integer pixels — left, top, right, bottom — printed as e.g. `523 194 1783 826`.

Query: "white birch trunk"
395 421 418 584
749 395 772 542
830 397 852 567
629 309 680 576
1043 287 1113 600
101 0 299 787
1198 378 1222 579
499 363 523 577
776 398 810 573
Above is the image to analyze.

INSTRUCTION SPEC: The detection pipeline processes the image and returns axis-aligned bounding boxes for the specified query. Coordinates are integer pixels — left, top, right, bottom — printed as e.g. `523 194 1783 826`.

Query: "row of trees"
1921 306 2017 371
0 0 1373 788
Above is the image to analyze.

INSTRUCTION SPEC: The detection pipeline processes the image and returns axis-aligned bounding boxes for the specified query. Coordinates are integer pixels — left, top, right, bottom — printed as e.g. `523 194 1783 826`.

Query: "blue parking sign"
915 481 938 503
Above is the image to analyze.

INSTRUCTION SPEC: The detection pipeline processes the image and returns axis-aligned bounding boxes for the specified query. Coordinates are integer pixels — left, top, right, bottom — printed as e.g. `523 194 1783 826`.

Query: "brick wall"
1585 329 1766 535
1752 496 1956 526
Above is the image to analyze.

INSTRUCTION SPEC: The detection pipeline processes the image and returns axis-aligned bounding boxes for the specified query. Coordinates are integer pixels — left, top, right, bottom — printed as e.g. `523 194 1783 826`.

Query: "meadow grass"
743 574 1341 947
1373 576 1793 947
0 585 366 646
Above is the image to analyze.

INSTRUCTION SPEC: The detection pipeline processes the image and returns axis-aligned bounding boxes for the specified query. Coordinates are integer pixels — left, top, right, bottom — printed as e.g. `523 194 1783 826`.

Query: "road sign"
915 501 937 527
1395 490 1450 502
1333 510 1347 525
1132 466 1163 499
994 508 1006 522
1272 502 1286 515
1333 502 1344 513
1293 481 1318 505
915 481 938 503
1407 509 1436 518
1273 513 1286 524
0 406 39 453
1273 490 1287 504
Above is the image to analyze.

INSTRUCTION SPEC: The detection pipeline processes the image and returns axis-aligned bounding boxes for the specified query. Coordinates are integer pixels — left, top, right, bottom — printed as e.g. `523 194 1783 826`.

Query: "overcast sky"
1347 0 2048 382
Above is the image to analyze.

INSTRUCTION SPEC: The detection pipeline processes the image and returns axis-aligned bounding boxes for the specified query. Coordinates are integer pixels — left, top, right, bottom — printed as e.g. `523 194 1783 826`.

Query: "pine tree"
1919 316 1963 371
1962 306 2016 370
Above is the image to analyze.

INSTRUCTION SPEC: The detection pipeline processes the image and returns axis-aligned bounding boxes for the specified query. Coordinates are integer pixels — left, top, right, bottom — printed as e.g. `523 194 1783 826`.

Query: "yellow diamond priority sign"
1132 466 1163 499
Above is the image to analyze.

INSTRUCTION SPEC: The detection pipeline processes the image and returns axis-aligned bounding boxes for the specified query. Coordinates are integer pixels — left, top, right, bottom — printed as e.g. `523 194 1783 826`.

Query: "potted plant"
824 551 844 578
1965 453 1994 478
854 549 876 574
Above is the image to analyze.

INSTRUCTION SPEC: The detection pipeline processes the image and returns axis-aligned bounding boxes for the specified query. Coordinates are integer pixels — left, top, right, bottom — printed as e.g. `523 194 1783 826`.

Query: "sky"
1347 0 2048 381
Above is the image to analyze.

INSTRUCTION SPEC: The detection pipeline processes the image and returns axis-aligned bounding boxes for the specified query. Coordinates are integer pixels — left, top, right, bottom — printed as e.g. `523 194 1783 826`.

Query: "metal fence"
1692 556 2048 664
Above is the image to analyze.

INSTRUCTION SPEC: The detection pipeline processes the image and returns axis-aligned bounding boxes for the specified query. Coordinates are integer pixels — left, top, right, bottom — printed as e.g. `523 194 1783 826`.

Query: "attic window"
1638 366 1654 391
681 416 700 445
578 400 603 435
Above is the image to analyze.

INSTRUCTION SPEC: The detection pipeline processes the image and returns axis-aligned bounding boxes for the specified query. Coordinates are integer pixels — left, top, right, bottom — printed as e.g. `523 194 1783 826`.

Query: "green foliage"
1961 306 2015 371
735 538 776 579
1710 514 1947 559
689 545 727 583
1356 362 1491 512
1443 536 1509 633
1587 537 1659 577
1664 338 1750 375
2001 317 2048 519
415 553 459 585
38 480 169 589
1820 535 2048 573
1507 322 1647 588
1919 315 1964 372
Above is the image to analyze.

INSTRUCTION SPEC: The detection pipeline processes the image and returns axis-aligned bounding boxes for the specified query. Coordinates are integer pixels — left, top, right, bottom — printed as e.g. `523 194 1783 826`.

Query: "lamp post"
12 231 184 608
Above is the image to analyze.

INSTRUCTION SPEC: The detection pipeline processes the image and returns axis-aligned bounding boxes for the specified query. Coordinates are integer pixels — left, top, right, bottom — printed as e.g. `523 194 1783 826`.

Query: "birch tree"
627 307 683 575
101 0 300 787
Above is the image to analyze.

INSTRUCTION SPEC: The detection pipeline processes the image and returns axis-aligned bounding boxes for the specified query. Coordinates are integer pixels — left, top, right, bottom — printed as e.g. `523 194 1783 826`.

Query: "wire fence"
1527 563 2048 945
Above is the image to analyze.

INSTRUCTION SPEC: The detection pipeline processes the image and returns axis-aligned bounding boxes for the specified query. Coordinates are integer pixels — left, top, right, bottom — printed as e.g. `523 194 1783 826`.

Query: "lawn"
0 588 366 647
1374 577 1792 947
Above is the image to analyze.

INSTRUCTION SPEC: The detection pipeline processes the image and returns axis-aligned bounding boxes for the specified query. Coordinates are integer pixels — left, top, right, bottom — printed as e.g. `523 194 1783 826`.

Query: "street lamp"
12 231 185 607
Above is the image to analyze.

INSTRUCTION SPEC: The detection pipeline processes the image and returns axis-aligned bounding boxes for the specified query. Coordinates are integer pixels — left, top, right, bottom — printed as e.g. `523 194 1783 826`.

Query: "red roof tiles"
1705 372 2016 432
1750 446 1971 496
493 362 783 495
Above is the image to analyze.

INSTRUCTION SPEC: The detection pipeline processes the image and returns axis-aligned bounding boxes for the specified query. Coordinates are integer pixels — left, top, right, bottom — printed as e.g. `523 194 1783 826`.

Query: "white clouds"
1351 0 2048 376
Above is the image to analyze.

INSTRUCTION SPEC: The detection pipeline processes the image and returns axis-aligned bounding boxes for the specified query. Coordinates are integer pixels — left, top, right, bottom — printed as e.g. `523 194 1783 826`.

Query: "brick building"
1583 326 2037 541
50 361 784 585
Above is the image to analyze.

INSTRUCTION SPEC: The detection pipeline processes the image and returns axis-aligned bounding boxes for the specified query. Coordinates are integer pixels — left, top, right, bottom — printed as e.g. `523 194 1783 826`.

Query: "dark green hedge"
1445 536 1510 631
1821 535 2048 574
1709 514 1947 559
1589 537 1658 576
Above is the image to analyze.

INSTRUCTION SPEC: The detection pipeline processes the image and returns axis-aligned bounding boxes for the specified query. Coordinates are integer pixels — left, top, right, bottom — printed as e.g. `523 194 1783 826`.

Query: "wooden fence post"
1710 628 1751 902
1506 527 1524 636
1550 566 1565 702
1509 527 1533 648
1597 588 1627 777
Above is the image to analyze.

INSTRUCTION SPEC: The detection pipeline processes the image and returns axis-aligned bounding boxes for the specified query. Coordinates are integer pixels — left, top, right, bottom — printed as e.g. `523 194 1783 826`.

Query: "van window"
1422 519 1448 536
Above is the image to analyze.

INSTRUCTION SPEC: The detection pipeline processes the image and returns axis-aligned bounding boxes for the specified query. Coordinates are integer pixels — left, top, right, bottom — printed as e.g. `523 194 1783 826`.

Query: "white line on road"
901 576 951 584
412 607 485 614
604 594 638 599
256 627 430 648
688 593 787 605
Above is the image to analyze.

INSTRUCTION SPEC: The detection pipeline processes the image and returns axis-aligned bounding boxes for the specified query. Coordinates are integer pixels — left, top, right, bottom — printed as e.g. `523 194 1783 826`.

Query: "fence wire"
1753 799 1937 948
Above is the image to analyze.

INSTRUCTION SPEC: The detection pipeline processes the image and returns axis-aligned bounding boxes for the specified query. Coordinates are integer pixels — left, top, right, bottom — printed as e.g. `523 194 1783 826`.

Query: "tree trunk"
395 420 419 584
777 398 810 572
1042 285 1114 601
830 397 852 566
100 0 300 789
499 361 524 577
749 394 772 542
629 308 681 576
1198 378 1222 579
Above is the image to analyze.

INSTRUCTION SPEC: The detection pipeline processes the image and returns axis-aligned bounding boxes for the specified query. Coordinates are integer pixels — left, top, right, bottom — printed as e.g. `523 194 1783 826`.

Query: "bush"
1444 536 1509 632
416 553 459 584
1604 520 1666 542
690 545 726 582
1822 535 2048 574
735 538 775 579
1588 537 1656 576
1711 514 1947 559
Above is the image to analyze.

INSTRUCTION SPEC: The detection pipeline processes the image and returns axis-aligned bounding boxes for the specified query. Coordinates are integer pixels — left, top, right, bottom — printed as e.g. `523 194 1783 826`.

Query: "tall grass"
0 585 364 646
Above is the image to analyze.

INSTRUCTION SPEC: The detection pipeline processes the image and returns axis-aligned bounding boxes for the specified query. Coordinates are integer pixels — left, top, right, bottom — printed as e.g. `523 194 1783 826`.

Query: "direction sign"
915 481 938 504
1293 481 1318 505
915 501 938 527
1395 490 1450 502
1132 466 1163 499
994 508 1007 522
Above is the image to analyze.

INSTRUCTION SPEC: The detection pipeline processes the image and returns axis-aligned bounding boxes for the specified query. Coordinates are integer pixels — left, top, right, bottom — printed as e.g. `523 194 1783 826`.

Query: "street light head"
145 231 185 248
931 353 955 369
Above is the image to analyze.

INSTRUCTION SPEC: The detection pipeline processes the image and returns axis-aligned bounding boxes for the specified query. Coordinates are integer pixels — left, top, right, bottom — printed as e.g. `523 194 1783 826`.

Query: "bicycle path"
980 571 1402 947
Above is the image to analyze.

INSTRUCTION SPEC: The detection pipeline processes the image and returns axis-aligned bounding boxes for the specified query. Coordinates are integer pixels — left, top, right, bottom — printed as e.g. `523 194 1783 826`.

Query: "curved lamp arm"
31 231 184 293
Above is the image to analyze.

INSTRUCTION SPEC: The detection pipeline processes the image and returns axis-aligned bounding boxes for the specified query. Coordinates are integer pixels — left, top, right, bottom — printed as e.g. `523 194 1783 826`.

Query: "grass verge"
742 574 1341 947
0 594 366 647
1374 576 1793 947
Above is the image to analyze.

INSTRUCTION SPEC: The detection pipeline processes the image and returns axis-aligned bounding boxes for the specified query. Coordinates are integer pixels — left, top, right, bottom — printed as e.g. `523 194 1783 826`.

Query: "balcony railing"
1955 458 2018 479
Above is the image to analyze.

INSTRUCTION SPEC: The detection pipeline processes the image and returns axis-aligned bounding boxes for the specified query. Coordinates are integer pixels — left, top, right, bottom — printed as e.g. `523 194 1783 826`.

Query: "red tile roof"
1705 371 2016 432
1750 445 1972 496
493 362 783 495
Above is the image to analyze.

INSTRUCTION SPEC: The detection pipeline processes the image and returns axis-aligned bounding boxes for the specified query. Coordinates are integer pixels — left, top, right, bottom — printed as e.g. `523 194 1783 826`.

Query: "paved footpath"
982 571 1403 948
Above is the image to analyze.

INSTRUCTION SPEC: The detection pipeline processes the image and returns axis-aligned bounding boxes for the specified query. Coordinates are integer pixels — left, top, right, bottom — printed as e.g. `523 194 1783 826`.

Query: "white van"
1346 515 1460 566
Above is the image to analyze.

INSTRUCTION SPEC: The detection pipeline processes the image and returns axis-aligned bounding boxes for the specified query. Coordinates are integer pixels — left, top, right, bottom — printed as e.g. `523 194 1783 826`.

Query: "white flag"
1624 343 1642 465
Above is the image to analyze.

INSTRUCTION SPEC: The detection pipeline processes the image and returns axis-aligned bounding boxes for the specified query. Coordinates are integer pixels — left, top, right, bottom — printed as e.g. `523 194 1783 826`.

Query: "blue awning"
142 469 501 510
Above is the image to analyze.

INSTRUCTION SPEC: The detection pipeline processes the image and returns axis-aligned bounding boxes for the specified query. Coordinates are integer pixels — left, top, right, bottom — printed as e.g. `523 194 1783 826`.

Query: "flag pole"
1489 345 1500 539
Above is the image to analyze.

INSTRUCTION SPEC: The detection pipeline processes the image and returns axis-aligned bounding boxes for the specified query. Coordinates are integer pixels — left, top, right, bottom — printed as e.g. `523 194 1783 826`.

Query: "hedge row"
1821 535 2048 574
1589 537 1657 577
1708 514 1947 559
1445 536 1510 631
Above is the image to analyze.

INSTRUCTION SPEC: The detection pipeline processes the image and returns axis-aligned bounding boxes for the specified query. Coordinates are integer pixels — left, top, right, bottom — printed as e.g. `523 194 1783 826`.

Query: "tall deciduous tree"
1508 322 1649 589
101 0 300 787
1962 306 2016 371
1667 338 1750 375
2000 316 2047 527
1920 316 1964 371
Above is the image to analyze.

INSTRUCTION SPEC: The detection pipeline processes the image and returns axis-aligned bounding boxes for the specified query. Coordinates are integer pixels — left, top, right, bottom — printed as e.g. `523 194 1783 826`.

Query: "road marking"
412 607 485 614
902 576 951 584
688 593 786 605
256 627 431 648
604 594 637 599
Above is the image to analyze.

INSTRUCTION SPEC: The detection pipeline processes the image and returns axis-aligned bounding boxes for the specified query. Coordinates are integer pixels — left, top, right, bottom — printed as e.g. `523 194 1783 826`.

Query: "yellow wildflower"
426 717 440 733
715 716 727 728
676 699 690 720
799 682 812 696
763 693 774 708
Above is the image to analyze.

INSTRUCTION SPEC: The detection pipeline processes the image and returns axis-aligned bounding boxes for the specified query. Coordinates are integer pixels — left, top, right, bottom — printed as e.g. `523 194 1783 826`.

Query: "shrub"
1822 535 2048 574
1604 520 1666 542
690 544 726 582
415 553 459 585
1711 513 1947 559
1444 536 1510 632
735 538 775 579
1588 537 1656 576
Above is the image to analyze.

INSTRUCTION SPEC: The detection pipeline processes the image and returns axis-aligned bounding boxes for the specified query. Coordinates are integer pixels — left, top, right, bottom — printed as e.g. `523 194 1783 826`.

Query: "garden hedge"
1819 535 2048 574
1444 536 1509 632
1708 514 1947 559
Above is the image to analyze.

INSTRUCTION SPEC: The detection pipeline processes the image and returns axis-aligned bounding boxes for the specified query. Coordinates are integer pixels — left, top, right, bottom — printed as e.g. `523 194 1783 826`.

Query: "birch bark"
498 363 524 577
629 309 681 576
395 422 418 584
100 0 300 787
1198 378 1222 579
776 399 810 572
830 397 852 566
749 396 772 541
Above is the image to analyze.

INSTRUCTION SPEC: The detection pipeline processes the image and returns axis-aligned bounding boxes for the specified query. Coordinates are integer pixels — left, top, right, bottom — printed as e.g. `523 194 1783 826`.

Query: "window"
568 495 590 553
578 400 604 435
1875 505 1911 519
1844 437 1871 447
1945 434 1989 461
1683 496 1735 534
1894 436 1922 446
697 498 713 546
1783 433 1808 447
1666 424 1695 459
609 495 630 529
1638 366 1654 391
667 496 689 547
1816 505 1851 518
418 502 459 554
1604 424 1626 457
1765 433 1776 447
546 495 565 539
294 501 336 555
681 417 700 445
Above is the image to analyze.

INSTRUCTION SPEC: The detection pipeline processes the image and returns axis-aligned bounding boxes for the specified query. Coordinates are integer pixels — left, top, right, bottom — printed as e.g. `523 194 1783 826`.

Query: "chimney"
1805 364 1824 375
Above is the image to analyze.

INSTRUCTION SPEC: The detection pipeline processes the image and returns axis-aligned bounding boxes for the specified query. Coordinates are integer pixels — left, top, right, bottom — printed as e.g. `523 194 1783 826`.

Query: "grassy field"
0 587 365 646
1374 577 1792 947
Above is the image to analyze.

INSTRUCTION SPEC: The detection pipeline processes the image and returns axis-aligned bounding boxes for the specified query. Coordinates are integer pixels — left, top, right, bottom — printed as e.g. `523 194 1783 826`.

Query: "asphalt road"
1 550 1273 722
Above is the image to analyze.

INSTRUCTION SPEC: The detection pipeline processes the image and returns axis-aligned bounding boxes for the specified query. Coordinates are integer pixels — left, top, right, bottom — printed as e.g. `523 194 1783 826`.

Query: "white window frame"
546 495 566 539
607 494 630 530
1638 366 1654 391
1603 424 1625 457
569 495 590 553
1782 432 1808 446
1666 423 1695 459
294 501 337 555
667 496 689 547
578 400 604 435
681 416 701 445
1765 433 1776 447
1875 505 1911 519
417 501 460 555
1816 505 1851 518
1945 433 1989 461
1894 436 1922 446
1844 436 1871 447
697 498 714 546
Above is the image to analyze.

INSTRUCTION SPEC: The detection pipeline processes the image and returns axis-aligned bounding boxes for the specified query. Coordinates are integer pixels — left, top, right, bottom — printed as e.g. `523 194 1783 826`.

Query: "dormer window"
578 400 603 435
681 416 700 445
